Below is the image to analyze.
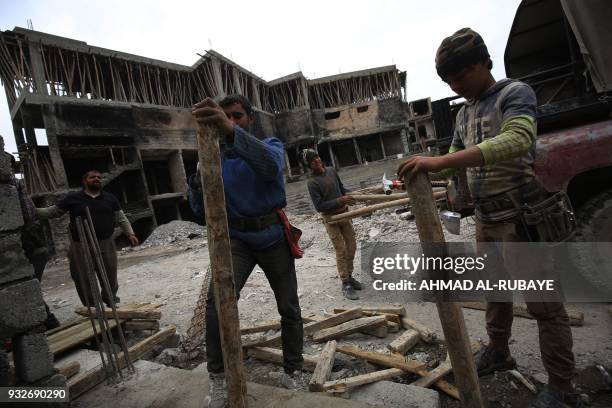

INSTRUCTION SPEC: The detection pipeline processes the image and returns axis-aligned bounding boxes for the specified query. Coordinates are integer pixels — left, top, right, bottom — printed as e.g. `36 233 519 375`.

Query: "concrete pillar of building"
251 81 262 109
352 137 362 164
211 58 225 97
27 41 47 95
400 128 410 154
232 69 243 95
379 134 387 158
327 142 337 169
284 149 292 177
169 150 187 193
41 106 69 189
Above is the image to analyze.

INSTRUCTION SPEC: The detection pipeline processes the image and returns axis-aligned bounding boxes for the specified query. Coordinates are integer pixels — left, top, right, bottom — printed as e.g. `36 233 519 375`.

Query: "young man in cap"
192 94 304 408
304 149 362 300
397 28 580 407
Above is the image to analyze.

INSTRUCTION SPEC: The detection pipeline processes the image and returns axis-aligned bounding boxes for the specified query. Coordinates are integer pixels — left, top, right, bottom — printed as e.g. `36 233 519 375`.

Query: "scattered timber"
405 171 483 408
309 341 337 391
387 329 420 354
323 368 405 392
247 347 318 372
401 317 437 343
68 326 176 399
461 302 584 326
312 316 386 342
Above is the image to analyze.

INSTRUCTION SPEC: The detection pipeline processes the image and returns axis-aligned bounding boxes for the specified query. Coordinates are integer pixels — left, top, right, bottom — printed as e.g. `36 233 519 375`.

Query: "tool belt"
228 212 280 232
476 180 576 243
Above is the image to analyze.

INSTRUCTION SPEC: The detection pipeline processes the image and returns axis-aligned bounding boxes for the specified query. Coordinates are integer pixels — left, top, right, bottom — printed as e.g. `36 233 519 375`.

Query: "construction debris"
141 221 206 248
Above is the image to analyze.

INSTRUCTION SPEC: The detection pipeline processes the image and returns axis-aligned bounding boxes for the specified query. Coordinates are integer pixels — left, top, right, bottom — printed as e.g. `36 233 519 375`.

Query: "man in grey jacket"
304 149 362 300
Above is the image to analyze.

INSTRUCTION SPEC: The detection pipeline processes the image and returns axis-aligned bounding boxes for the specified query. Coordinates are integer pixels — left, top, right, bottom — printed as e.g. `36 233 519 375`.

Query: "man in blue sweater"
192 95 303 408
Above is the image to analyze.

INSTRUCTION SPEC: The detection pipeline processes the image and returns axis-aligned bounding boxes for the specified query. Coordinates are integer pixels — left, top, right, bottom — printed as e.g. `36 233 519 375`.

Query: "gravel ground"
40 210 612 406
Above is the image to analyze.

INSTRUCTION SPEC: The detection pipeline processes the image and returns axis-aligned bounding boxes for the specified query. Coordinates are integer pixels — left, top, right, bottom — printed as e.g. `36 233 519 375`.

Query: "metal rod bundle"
73 208 135 382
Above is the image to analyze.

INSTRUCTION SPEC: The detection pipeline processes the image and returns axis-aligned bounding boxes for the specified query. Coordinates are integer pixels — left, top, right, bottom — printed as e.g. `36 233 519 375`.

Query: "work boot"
528 385 584 408
279 370 305 390
474 344 516 376
342 281 359 300
348 276 363 290
206 372 227 408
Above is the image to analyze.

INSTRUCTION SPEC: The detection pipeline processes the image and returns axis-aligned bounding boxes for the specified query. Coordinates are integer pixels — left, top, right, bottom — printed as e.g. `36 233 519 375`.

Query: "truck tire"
572 188 612 293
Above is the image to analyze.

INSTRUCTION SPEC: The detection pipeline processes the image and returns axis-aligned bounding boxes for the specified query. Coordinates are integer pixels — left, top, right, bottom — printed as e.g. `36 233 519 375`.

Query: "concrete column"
400 128 410 154
41 106 68 189
27 41 47 95
169 150 187 193
284 149 292 177
379 134 386 158
327 142 337 169
232 69 243 95
211 58 225 97
251 81 262 109
20 110 38 146
352 137 362 164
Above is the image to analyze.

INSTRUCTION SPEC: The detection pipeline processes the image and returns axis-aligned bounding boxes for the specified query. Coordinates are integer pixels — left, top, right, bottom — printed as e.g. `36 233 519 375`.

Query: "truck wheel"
572 188 612 293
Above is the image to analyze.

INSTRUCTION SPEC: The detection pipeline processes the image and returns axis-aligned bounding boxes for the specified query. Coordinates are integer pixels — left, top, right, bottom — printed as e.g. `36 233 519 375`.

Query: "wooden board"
461 302 584 326
387 329 420 354
124 320 160 331
309 341 336 392
240 320 281 334
312 316 386 342
243 308 363 348
48 303 161 355
56 361 80 379
323 368 405 392
335 345 424 374
247 347 319 372
400 317 437 343
68 326 176 399
75 307 161 320
332 308 401 325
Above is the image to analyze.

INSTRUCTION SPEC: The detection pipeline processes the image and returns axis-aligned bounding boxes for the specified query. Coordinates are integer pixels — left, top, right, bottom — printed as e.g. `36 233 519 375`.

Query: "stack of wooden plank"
44 303 171 400
46 303 162 356
240 305 481 400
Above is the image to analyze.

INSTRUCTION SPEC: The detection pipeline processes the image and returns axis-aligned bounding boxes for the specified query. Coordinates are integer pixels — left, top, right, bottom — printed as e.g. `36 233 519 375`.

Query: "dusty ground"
41 210 612 406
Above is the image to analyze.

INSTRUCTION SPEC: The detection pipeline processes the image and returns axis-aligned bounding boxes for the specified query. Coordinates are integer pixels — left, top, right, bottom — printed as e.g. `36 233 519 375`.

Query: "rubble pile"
142 221 206 248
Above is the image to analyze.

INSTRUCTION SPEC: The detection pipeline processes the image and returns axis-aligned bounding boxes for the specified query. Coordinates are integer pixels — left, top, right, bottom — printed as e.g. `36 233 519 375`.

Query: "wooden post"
196 123 247 407
404 171 483 408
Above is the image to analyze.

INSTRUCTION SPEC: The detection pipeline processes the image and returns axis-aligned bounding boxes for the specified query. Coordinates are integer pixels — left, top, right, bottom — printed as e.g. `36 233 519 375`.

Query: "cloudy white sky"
0 0 522 156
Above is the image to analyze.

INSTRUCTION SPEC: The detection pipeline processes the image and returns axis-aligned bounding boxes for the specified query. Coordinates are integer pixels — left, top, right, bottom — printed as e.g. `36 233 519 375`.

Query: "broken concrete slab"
349 380 441 408
0 279 46 337
78 360 375 408
0 184 24 232
13 333 55 382
0 232 34 285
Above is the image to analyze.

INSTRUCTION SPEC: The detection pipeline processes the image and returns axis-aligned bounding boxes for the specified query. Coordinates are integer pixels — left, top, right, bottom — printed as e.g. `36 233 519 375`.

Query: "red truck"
442 0 612 291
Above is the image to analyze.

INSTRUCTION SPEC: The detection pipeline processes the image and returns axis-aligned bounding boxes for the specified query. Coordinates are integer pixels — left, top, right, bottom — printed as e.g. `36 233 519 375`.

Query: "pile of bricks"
0 151 66 389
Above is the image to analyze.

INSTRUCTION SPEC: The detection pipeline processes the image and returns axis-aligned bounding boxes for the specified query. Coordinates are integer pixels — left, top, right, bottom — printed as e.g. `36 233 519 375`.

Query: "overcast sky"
0 0 522 156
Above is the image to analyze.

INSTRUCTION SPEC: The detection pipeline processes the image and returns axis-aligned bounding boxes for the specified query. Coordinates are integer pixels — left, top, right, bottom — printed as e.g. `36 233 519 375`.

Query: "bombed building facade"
0 27 450 254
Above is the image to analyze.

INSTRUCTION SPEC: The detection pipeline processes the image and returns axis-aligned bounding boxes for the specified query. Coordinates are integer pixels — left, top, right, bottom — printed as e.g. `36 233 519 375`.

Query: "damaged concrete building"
0 27 450 254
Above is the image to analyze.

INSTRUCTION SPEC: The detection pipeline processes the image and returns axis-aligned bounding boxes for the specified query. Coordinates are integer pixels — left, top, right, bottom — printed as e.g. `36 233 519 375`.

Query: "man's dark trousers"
68 237 119 307
206 236 304 374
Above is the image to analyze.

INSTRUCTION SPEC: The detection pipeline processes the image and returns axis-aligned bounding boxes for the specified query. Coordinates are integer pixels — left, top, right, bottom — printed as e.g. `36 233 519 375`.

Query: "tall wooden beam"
404 171 484 408
196 122 246 407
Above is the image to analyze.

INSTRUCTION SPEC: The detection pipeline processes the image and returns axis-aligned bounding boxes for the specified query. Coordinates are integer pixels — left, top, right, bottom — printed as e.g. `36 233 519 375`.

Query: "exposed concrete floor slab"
77 360 375 408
